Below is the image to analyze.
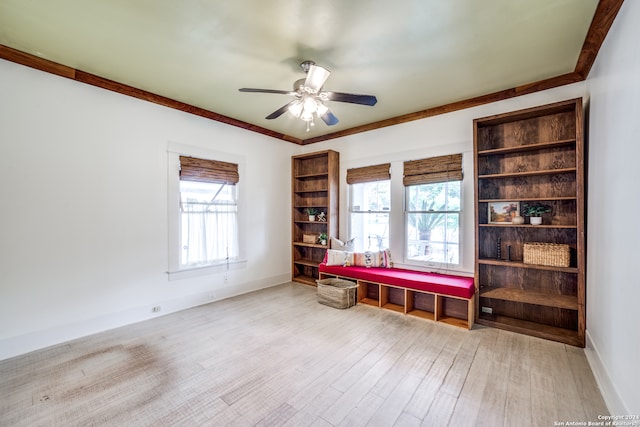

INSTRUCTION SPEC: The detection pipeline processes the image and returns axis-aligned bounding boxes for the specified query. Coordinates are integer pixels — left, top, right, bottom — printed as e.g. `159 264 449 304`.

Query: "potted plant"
305 208 318 221
523 203 551 225
318 232 328 246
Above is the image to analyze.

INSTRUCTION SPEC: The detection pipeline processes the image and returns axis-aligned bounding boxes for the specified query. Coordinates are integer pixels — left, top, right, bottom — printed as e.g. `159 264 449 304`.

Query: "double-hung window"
404 154 463 266
178 156 239 268
347 163 391 252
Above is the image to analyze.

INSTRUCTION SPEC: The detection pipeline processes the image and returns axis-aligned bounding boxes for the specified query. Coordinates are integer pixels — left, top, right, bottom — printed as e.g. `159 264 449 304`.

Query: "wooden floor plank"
0 283 608 427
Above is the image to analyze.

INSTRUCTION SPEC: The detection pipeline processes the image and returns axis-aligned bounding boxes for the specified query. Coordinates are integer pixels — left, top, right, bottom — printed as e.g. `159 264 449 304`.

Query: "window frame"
167 143 246 280
348 179 391 252
403 179 462 268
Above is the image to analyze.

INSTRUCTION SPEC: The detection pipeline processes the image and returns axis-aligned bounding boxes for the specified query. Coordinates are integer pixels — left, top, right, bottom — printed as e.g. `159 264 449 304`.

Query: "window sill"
167 259 247 281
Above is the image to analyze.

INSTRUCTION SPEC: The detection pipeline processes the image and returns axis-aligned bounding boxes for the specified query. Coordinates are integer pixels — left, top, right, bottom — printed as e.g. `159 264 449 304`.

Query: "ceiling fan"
239 61 377 132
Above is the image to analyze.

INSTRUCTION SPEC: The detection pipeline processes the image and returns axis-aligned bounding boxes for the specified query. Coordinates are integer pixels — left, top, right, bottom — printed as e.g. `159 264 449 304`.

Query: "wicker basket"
523 242 570 267
302 234 317 244
316 278 358 309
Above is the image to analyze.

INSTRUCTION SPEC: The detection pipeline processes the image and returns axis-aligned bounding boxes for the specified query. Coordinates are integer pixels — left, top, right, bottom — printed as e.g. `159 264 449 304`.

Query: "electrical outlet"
481 306 493 314
152 306 161 313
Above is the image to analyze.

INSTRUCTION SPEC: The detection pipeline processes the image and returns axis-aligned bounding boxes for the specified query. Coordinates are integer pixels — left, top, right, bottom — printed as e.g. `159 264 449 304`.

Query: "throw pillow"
330 237 355 251
325 249 354 267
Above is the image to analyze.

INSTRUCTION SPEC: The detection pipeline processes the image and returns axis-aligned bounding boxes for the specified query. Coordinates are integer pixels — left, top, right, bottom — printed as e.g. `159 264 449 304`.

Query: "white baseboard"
584 329 630 415
0 273 290 362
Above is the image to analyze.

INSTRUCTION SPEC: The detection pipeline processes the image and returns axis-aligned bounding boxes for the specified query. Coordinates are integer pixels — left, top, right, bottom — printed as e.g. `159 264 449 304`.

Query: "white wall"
0 59 296 361
584 0 640 415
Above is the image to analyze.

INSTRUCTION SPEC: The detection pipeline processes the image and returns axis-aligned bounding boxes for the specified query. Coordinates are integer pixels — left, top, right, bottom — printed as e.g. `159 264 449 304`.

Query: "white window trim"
166 142 247 280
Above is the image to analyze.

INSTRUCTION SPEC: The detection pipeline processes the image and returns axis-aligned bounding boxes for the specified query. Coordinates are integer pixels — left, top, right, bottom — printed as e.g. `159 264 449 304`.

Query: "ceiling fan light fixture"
288 100 303 117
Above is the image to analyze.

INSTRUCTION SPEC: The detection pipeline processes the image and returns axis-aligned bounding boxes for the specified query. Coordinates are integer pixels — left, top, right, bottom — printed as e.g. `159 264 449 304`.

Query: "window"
404 154 463 266
178 155 239 269
347 163 391 252
180 180 238 267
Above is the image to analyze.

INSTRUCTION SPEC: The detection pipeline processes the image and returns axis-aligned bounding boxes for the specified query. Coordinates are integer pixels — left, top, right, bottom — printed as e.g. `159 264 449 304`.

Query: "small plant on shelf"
523 203 551 225
318 232 328 245
305 207 318 221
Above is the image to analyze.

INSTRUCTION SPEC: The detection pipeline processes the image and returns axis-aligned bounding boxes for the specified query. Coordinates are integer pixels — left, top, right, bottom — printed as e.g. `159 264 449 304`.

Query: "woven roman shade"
179 156 239 184
403 153 462 186
346 163 391 184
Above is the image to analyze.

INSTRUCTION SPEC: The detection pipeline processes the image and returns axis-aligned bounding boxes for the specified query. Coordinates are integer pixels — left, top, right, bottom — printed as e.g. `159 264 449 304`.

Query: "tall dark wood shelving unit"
291 150 339 285
473 98 585 347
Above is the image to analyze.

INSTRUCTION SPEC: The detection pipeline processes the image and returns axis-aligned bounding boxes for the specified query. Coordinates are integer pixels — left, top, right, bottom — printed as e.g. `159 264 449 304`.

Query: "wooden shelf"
381 303 404 314
478 223 577 229
477 258 578 273
476 314 582 347
478 168 576 179
474 98 585 347
480 286 578 310
479 197 576 203
294 172 328 179
291 150 339 284
293 242 328 249
359 297 379 307
292 274 317 286
407 309 435 321
293 258 320 268
477 139 576 156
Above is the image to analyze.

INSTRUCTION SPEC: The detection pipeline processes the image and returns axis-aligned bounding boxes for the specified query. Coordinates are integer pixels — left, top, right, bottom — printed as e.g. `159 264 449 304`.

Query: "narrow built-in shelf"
480 286 578 310
294 220 329 224
477 139 576 156
478 168 576 179
478 258 578 273
294 172 328 179
293 242 328 249
293 258 320 268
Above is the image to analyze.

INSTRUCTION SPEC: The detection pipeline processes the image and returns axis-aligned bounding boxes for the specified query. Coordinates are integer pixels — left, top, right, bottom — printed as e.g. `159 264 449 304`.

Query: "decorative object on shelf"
488 201 520 224
303 234 317 244
523 203 551 225
305 207 318 222
523 242 570 267
318 233 328 246
316 211 326 222
512 215 525 225
497 237 502 260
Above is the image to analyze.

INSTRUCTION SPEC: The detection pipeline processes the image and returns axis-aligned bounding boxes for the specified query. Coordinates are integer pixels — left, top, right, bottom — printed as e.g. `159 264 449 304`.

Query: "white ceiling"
0 0 601 142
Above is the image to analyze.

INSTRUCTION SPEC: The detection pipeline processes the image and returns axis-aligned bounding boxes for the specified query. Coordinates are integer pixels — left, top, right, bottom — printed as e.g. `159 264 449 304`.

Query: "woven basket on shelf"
302 234 317 244
316 278 358 309
523 242 570 267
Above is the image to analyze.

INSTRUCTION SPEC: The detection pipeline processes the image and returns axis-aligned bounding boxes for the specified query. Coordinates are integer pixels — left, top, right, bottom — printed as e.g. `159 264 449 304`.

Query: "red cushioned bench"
319 263 476 329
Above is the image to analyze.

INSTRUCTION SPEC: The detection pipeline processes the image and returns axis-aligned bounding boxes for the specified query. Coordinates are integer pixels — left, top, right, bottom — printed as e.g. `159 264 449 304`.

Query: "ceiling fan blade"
239 88 297 96
324 92 377 106
265 100 297 120
320 109 339 126
304 64 331 92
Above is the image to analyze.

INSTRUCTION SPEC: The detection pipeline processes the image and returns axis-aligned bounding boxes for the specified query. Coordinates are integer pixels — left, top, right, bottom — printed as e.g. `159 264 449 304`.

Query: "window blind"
179 156 239 184
346 163 391 184
403 153 462 186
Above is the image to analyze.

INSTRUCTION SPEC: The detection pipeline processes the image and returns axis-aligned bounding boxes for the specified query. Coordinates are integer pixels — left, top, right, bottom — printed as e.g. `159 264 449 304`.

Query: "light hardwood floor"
0 283 608 426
